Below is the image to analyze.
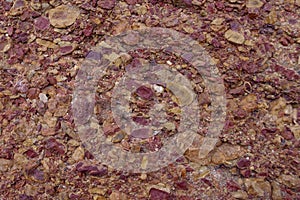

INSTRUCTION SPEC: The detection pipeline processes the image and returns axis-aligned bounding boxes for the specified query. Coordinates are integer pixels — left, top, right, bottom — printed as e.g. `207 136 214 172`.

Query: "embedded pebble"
224 30 245 44
34 16 50 31
0 37 11 53
246 0 264 8
39 93 48 103
48 5 80 28
244 178 271 197
153 84 164 93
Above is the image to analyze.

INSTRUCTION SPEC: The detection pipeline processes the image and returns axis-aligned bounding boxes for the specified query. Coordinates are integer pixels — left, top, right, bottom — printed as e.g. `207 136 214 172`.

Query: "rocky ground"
0 0 299 199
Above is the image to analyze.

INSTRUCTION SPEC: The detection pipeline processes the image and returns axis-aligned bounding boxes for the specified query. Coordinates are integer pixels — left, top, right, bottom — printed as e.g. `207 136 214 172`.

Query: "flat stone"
34 16 50 31
211 18 225 26
48 5 80 28
224 30 245 44
36 39 58 49
39 93 48 103
244 178 271 197
212 143 245 165
131 128 152 139
246 0 264 8
59 43 77 55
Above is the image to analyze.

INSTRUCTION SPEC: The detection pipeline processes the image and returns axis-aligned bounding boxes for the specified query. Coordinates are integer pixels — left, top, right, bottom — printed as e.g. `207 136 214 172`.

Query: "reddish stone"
201 178 213 187
149 188 170 200
34 16 50 31
24 148 38 158
103 124 120 136
147 136 163 151
31 169 46 182
226 180 241 191
27 88 40 99
84 24 94 37
176 181 189 190
0 147 14 160
84 150 95 159
281 126 294 140
44 138 65 155
215 1 224 10
240 169 251 178
88 167 108 177
132 116 149 125
47 75 57 85
76 162 108 177
237 158 251 169
125 0 138 5
19 194 33 200
131 128 151 139
136 86 154 100
98 0 116 9
60 45 74 55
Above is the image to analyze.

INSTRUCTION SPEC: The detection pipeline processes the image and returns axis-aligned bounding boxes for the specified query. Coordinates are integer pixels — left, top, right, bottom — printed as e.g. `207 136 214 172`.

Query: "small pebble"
153 84 164 93
39 93 48 103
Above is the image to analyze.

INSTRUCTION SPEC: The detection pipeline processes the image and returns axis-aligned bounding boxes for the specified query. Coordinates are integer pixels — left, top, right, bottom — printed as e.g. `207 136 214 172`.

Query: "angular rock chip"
224 30 245 44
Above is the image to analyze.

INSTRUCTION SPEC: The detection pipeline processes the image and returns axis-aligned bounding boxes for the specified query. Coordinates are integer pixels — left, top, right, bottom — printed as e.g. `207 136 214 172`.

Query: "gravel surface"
0 0 299 199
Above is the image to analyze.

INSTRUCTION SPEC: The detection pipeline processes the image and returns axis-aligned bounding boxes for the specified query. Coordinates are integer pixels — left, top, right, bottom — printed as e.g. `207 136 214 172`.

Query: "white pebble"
39 93 48 103
166 60 172 65
153 84 164 93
